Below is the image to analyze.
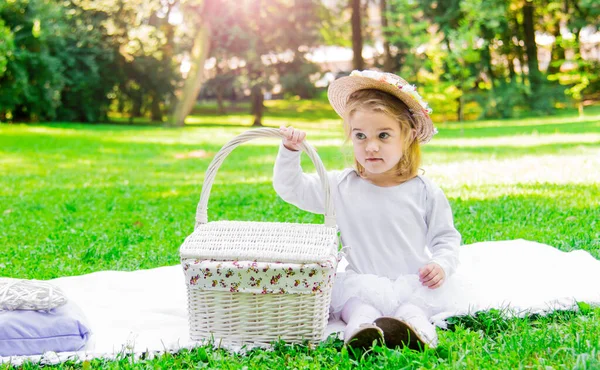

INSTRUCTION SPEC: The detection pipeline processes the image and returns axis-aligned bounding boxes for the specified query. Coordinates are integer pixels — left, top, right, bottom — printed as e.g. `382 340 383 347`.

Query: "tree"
542 0 568 75
56 1 122 122
0 0 119 122
385 0 430 74
72 0 181 123
545 0 600 115
171 0 213 127
246 0 323 126
379 0 394 72
417 0 479 120
319 0 352 47
0 20 12 80
0 0 66 121
522 1 542 96
186 0 323 127
547 0 600 117
458 0 528 118
351 0 365 70
276 55 321 99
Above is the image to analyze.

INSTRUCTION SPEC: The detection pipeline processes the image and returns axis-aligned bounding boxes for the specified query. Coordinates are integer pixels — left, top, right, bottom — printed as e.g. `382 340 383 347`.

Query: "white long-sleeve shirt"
273 144 461 279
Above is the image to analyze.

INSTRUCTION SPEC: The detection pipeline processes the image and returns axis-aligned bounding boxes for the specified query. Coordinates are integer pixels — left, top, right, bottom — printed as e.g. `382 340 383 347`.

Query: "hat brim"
327 75 435 144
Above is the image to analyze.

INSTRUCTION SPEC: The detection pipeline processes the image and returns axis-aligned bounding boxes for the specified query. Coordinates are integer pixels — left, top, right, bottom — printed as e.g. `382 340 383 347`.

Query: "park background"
1 0 600 368
1 0 599 124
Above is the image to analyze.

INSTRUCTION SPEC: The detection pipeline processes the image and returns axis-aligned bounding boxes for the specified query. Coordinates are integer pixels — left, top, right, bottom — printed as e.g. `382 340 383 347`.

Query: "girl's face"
349 109 405 179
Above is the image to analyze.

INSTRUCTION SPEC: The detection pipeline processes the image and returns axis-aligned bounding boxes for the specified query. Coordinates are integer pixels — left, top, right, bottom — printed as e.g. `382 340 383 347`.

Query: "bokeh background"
0 0 598 125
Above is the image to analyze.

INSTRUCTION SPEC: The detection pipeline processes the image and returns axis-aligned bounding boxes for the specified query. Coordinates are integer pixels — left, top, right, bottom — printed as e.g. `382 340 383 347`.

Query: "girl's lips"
366 158 383 162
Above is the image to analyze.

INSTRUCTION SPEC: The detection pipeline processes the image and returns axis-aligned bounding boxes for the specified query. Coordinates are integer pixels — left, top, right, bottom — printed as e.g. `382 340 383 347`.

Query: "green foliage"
0 0 67 121
277 56 321 99
0 19 13 79
54 2 121 122
385 0 430 74
0 0 123 122
477 81 530 119
201 0 325 124
318 0 351 47
88 0 180 122
200 72 239 102
0 0 181 123
549 57 600 108
384 0 600 120
0 0 598 124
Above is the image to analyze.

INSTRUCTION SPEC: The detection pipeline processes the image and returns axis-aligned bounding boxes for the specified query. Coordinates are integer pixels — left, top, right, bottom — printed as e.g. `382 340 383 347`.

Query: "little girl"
273 70 460 351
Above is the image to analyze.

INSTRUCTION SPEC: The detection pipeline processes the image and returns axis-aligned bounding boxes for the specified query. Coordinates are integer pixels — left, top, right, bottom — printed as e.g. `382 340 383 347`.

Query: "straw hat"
328 70 437 144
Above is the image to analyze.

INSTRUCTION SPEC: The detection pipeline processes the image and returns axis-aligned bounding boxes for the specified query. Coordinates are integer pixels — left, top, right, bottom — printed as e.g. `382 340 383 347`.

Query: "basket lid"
179 221 339 264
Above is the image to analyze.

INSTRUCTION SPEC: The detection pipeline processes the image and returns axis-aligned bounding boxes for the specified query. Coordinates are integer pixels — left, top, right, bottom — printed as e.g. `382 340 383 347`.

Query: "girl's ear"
411 129 417 142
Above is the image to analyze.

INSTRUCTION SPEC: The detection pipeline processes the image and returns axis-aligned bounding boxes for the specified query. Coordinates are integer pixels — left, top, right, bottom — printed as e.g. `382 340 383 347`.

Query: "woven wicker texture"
194 128 335 228
187 288 332 346
180 128 339 346
0 278 67 311
180 221 338 264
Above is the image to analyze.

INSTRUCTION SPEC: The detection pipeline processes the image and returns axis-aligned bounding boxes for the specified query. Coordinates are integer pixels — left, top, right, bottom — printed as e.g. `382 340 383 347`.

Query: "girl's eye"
379 132 390 139
355 133 366 140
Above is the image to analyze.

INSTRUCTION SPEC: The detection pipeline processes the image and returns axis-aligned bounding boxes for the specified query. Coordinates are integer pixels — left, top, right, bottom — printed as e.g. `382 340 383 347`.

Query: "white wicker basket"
179 128 339 347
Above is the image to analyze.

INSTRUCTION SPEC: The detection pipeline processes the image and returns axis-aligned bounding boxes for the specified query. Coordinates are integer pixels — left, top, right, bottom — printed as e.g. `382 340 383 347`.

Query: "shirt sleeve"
272 143 331 214
424 181 461 277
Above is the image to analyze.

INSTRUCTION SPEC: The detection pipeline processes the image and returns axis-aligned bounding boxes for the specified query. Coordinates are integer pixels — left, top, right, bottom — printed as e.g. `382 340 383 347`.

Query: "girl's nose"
366 141 379 153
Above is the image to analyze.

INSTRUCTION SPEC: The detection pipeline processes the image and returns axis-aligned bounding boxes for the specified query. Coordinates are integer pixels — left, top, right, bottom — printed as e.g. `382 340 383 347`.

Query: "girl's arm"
273 142 329 214
425 184 461 278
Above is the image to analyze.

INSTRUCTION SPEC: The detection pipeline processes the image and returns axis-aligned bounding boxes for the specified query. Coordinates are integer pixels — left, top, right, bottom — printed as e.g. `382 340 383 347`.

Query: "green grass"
1 103 600 368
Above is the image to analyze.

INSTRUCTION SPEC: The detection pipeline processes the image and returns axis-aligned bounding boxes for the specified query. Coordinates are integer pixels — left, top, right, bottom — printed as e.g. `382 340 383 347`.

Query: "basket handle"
195 128 336 228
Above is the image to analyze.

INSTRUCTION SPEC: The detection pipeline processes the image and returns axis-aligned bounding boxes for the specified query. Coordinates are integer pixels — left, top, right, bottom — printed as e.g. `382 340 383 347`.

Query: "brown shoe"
374 316 430 351
344 323 385 351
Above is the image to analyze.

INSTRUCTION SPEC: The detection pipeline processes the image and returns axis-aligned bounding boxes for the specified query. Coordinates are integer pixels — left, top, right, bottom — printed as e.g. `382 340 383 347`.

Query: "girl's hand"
280 125 306 152
418 263 446 289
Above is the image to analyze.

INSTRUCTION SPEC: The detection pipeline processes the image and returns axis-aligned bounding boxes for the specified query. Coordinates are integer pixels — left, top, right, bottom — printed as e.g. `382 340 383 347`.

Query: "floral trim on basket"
349 70 433 116
181 256 337 295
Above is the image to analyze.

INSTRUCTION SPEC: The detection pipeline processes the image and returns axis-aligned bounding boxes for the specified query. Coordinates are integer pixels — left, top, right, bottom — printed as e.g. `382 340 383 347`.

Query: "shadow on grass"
4 116 599 151
2 128 599 194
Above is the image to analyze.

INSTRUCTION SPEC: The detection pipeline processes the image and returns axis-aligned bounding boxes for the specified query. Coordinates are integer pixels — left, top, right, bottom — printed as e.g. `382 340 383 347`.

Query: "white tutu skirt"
330 269 470 318
329 239 600 326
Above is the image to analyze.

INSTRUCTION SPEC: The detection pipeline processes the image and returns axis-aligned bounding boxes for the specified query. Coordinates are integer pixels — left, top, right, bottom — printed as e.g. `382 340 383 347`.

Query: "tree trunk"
513 13 527 85
131 95 143 118
508 57 516 82
547 18 566 75
483 42 495 87
457 96 463 122
170 22 211 126
443 37 453 75
251 84 264 127
351 0 364 70
231 89 237 109
522 1 541 94
215 63 226 114
380 0 393 72
216 86 225 114
150 91 163 122
117 96 125 114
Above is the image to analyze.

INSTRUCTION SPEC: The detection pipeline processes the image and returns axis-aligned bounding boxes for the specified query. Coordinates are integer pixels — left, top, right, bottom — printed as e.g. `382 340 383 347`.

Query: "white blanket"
2 239 600 365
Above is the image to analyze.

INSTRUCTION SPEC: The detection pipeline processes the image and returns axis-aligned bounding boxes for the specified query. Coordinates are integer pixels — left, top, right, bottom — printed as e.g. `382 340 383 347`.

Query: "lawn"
1 103 599 368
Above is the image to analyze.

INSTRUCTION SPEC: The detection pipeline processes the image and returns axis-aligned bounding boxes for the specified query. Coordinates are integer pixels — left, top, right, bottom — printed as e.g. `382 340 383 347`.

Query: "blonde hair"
343 89 421 182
